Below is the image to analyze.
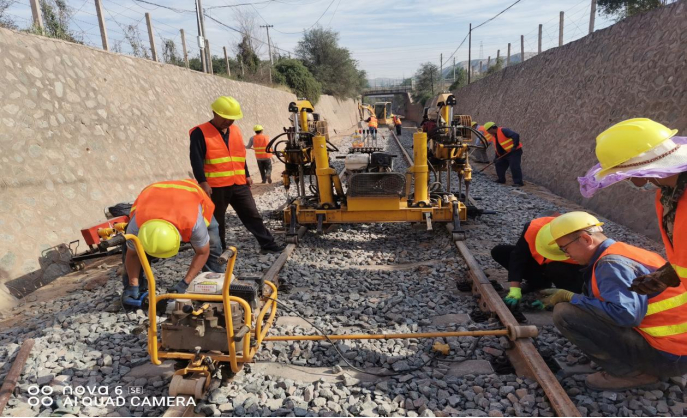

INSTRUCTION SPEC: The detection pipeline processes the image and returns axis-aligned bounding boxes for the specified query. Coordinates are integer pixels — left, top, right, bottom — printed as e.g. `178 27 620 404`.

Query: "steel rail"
388 128 580 417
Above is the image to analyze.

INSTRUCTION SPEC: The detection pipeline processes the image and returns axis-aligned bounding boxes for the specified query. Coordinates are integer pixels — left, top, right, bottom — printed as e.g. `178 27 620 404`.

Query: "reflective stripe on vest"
190 122 247 187
655 190 687 292
591 242 687 355
252 133 272 159
131 179 214 241
495 127 521 156
369 117 378 128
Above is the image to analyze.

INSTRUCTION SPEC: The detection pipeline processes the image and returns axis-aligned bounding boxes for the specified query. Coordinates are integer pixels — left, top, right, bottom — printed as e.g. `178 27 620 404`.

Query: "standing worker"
471 121 490 164
543 211 687 390
392 114 402 135
484 122 524 187
367 115 378 140
121 179 223 305
578 118 687 294
491 214 583 308
189 96 285 254
246 125 274 184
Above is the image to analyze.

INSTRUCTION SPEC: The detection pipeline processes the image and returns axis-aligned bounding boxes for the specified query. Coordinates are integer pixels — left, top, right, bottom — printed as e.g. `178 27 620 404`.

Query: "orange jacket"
252 133 272 159
131 180 214 241
655 190 687 291
591 242 687 356
189 122 246 187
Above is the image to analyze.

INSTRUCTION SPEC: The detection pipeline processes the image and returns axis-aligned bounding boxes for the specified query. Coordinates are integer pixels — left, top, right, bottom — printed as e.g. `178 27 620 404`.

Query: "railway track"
159 127 579 417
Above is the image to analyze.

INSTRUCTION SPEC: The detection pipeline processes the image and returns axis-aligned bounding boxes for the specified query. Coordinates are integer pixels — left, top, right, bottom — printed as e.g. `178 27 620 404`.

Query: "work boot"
268 178 272 184
260 242 286 254
121 286 140 308
585 371 658 391
512 183 524 187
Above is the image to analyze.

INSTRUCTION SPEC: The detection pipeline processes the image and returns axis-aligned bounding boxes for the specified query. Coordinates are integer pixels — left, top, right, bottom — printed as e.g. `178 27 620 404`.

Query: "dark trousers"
395 125 402 135
495 148 523 185
256 159 272 183
554 303 687 377
491 244 584 293
211 184 275 250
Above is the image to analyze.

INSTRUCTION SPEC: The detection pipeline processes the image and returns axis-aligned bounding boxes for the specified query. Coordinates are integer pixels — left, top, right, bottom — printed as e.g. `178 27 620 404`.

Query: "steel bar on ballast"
0 339 35 415
264 329 510 342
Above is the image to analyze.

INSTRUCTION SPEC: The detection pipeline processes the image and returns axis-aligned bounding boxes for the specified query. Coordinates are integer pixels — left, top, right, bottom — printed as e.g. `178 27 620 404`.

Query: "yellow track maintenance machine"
100 235 278 398
424 93 489 209
266 101 470 242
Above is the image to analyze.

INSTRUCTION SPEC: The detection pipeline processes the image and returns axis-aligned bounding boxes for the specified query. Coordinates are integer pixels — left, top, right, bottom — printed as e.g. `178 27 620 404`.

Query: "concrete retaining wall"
453 1 687 240
0 28 357 305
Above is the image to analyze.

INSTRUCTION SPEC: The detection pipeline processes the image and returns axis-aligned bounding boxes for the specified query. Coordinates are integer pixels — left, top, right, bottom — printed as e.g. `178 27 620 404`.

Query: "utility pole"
29 0 43 31
430 68 434 95
506 43 510 67
453 57 456 82
195 0 206 72
94 0 109 51
440 53 443 92
589 0 597 33
261 24 274 84
468 23 472 84
559 11 564 46
538 24 542 54
521 35 524 64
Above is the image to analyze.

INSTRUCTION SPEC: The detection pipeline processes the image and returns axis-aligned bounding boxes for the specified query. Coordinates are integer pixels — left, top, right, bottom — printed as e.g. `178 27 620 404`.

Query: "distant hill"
441 52 538 78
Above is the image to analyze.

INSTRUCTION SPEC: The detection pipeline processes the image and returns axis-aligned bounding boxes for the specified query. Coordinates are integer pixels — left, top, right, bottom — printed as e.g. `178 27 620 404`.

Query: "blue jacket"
570 239 651 327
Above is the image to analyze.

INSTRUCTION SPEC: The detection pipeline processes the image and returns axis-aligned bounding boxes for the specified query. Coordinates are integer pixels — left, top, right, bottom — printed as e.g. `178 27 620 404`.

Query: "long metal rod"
0 339 35 415
264 329 509 342
389 129 580 417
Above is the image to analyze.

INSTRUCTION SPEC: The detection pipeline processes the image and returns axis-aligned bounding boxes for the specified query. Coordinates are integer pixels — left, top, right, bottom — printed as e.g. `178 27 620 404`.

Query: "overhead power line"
270 0 338 34
204 13 294 56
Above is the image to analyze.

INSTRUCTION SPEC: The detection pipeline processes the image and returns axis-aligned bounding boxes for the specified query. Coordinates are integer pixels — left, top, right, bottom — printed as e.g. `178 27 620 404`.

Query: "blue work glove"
503 287 522 308
122 286 140 306
171 280 189 294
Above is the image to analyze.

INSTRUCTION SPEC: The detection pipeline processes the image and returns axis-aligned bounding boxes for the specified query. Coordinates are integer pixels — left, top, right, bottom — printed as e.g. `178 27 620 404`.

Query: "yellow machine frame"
284 131 467 236
124 235 278 377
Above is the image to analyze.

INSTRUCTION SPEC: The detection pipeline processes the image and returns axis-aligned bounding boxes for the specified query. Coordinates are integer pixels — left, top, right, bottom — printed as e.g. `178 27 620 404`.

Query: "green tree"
598 0 665 19
122 24 149 59
237 35 260 75
29 0 81 43
485 57 504 75
274 58 321 104
296 26 366 99
412 62 439 106
0 0 17 30
161 38 184 67
448 66 468 91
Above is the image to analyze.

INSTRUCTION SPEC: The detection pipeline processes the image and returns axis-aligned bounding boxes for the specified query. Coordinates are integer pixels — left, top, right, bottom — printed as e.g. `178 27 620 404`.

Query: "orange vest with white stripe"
252 133 272 159
190 122 247 187
591 242 687 356
495 127 522 156
655 190 687 291
368 117 378 129
393 116 402 126
131 180 214 241
523 217 576 266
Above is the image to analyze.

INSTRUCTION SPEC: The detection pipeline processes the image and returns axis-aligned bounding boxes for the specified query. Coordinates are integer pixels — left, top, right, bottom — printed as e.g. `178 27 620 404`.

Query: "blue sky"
4 0 615 80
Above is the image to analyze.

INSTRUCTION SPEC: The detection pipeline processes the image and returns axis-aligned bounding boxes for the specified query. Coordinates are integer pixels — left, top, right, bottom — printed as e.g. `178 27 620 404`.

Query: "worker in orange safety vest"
484 121 524 187
246 124 274 184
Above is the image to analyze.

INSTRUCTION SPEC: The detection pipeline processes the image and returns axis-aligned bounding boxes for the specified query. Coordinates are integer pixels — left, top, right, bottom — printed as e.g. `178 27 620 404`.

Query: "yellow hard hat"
548 211 604 245
211 96 243 120
595 118 678 176
484 122 496 130
471 121 478 127
535 223 570 262
253 125 264 132
138 219 181 258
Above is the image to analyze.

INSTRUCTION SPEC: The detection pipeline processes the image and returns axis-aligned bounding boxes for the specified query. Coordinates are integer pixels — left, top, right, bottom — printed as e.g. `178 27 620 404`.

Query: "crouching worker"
491 214 584 308
121 179 223 306
544 211 687 390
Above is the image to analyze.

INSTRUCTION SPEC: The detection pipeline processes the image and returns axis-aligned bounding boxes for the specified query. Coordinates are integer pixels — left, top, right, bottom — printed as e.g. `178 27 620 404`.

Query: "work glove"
122 285 140 306
540 288 574 308
529 300 545 311
170 280 190 294
503 287 522 308
629 262 681 295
